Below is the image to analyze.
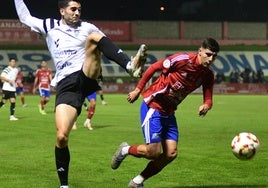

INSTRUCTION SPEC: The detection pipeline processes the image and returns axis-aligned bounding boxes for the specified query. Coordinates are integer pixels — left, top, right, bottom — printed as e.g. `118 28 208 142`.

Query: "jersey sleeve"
14 0 47 35
202 71 214 108
136 60 164 90
35 69 40 79
83 22 106 36
0 67 8 78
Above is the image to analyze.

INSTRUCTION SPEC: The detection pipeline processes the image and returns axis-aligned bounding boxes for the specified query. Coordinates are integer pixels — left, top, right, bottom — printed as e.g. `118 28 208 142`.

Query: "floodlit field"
0 94 267 188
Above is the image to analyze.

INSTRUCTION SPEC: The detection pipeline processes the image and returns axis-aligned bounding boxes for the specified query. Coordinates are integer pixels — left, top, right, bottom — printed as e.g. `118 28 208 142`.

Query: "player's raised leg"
83 33 102 79
126 44 147 78
85 32 148 78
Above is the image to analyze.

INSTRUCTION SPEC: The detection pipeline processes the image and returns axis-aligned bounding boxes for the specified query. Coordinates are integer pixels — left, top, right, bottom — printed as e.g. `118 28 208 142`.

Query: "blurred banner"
2 19 268 46
0 20 131 44
1 50 268 76
0 19 44 45
6 82 268 94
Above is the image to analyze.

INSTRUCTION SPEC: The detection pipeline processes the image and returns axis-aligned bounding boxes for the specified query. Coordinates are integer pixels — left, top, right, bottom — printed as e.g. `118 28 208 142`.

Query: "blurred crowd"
215 68 266 84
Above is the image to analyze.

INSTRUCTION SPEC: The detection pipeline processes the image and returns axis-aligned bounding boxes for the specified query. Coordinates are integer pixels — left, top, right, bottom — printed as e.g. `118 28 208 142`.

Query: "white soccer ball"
231 132 260 160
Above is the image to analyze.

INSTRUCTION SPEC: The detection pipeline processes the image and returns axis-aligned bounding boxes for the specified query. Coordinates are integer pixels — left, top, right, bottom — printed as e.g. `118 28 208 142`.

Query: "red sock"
128 145 140 157
87 106 95 119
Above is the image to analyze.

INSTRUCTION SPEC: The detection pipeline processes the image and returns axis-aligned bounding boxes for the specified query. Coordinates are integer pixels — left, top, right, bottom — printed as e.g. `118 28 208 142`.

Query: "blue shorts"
86 92 97 101
140 100 179 144
39 89 50 98
16 87 24 94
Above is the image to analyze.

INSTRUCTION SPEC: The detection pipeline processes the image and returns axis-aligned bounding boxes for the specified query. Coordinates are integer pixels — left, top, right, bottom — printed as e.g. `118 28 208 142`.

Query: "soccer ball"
231 132 260 160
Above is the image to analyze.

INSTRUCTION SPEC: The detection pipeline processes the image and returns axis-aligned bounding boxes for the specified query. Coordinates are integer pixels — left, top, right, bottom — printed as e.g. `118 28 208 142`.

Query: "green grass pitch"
0 94 267 188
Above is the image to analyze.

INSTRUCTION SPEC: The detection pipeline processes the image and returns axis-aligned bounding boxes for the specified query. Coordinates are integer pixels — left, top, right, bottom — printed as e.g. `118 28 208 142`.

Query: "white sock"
121 146 130 155
132 175 144 184
60 186 68 188
126 60 134 69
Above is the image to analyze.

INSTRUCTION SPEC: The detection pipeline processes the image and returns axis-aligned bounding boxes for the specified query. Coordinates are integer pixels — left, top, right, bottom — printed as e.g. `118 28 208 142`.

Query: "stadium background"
1 0 268 94
0 2 267 188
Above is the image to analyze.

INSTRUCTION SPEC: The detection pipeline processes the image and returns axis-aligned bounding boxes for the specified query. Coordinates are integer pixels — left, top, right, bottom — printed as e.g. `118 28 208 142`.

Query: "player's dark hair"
202 38 220 53
58 0 80 9
9 57 16 61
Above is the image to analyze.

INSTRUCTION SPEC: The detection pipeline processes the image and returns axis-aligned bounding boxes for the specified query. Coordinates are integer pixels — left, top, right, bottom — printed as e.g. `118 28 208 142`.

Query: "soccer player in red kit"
16 67 27 107
33 60 53 115
111 38 220 188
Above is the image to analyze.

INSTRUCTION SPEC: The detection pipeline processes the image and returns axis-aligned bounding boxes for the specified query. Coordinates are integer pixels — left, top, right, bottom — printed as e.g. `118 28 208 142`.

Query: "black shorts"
1 90 16 100
55 70 101 115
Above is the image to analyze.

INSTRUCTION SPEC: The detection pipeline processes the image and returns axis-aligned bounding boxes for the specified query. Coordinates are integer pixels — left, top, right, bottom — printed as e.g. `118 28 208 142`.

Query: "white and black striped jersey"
14 0 105 87
0 66 19 92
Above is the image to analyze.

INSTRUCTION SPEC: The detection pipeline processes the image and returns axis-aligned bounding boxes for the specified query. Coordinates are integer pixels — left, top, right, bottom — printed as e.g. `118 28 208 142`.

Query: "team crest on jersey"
163 59 171 68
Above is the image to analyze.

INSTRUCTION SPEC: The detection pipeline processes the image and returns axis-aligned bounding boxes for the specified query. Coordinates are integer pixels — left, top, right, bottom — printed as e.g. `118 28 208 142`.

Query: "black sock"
100 94 104 101
55 146 70 186
140 161 162 180
10 102 15 115
97 37 130 70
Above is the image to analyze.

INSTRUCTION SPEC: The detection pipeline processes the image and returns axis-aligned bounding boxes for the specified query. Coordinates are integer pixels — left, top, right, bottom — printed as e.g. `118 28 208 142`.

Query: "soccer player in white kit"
14 0 147 187
0 58 19 121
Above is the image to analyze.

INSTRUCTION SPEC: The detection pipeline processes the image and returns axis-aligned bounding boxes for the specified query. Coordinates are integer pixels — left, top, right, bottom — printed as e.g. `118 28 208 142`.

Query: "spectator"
257 68 266 83
27 71 35 83
251 71 258 83
240 67 251 83
229 70 240 83
214 72 226 84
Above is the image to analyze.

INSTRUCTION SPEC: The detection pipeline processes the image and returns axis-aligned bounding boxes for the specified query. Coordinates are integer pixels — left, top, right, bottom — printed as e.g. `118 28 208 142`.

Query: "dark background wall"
2 0 268 22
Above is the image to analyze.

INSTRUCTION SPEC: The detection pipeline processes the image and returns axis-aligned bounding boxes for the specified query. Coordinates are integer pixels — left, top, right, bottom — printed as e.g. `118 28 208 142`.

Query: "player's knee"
166 149 178 161
57 133 69 147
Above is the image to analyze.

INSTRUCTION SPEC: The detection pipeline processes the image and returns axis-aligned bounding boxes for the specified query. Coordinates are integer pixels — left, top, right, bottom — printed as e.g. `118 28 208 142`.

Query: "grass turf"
0 94 267 188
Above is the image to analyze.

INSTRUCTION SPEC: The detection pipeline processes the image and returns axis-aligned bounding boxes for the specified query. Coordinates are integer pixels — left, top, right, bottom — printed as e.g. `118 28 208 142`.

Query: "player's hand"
198 104 210 117
8 79 14 86
127 88 141 103
32 88 36 94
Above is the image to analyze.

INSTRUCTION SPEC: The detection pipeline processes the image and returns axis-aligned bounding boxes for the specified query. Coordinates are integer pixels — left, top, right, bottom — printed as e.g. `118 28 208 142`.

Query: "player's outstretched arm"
14 0 32 24
127 88 141 103
14 0 43 33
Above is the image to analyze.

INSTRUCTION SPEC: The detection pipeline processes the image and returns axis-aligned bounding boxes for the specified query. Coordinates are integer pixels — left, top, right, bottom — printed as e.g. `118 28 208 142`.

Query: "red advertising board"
214 83 268 94
0 19 44 45
0 20 131 45
91 21 131 41
2 83 268 94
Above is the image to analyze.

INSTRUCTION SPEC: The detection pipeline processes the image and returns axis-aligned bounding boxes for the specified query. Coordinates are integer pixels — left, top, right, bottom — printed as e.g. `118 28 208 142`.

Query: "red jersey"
137 52 214 115
35 68 52 89
16 71 24 88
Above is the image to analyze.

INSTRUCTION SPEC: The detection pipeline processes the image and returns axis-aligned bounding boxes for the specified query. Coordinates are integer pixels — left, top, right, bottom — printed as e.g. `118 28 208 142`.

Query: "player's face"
60 1 81 27
9 59 16 68
41 61 47 68
198 47 217 67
